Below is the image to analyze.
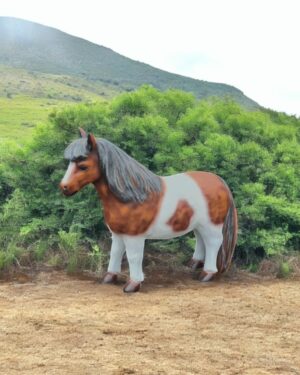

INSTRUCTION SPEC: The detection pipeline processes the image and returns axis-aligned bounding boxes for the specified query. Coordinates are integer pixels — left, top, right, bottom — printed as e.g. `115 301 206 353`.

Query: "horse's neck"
93 178 163 236
93 179 125 213
93 179 111 201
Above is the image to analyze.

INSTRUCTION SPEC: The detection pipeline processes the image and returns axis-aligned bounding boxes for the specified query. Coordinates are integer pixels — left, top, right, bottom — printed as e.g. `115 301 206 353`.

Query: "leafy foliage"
0 85 299 271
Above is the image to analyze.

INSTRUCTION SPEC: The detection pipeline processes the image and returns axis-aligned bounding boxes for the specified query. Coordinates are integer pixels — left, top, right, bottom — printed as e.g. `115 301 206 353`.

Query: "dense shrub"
0 85 299 271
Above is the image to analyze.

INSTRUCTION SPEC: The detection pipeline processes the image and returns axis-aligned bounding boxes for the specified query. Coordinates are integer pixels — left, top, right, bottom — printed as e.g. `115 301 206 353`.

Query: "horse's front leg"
102 233 125 284
123 236 145 293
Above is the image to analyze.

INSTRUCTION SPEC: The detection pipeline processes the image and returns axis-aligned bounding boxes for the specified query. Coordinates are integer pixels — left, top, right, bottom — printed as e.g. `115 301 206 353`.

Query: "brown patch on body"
187 171 231 225
95 179 165 235
167 200 194 232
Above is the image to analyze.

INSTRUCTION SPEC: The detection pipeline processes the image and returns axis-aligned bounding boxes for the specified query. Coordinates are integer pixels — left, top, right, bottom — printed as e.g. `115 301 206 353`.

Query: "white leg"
198 226 223 281
107 234 125 273
193 229 206 262
124 237 145 283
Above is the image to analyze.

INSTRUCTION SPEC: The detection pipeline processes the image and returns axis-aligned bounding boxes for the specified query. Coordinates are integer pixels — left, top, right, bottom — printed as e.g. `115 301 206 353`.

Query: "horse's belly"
145 225 194 240
145 173 210 239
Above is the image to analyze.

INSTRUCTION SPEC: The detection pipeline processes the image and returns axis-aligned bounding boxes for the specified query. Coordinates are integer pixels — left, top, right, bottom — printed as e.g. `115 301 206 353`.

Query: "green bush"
0 85 299 271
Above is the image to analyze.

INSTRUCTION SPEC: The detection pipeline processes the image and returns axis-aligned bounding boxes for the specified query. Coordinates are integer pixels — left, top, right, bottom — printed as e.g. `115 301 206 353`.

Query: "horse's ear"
87 133 97 152
79 127 87 138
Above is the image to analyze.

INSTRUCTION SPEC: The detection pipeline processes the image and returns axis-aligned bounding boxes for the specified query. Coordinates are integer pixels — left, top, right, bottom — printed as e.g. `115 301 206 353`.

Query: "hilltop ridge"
0 16 258 108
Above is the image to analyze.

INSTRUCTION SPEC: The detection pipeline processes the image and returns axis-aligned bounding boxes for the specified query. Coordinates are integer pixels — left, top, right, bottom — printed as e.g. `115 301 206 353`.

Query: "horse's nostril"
59 183 68 192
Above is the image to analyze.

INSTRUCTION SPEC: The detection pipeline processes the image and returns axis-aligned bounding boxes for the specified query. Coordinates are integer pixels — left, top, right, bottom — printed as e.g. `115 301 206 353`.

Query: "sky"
1 0 300 116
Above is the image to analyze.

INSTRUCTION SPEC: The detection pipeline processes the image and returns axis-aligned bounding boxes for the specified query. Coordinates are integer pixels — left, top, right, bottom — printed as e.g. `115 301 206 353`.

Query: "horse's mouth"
62 190 78 197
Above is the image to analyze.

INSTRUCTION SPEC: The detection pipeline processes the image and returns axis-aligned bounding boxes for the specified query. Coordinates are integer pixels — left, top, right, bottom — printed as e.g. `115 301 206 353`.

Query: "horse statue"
60 129 238 292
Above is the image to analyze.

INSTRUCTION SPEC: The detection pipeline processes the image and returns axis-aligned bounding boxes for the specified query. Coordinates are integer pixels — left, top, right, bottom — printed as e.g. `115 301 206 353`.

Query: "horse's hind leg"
123 237 145 293
198 225 223 282
189 229 205 271
102 234 125 284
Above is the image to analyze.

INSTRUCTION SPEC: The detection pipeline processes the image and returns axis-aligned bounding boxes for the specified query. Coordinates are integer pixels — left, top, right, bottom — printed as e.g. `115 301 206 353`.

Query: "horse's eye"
78 165 88 171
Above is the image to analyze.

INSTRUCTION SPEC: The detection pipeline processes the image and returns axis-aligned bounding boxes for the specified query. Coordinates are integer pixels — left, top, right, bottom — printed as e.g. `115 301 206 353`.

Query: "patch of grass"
0 243 22 271
34 240 48 261
258 255 299 278
277 261 292 278
0 65 119 101
0 95 71 142
248 263 259 273
47 254 63 268
0 65 119 142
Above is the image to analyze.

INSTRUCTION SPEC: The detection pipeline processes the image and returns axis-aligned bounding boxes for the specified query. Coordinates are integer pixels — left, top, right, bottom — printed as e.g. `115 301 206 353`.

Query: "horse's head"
60 130 101 196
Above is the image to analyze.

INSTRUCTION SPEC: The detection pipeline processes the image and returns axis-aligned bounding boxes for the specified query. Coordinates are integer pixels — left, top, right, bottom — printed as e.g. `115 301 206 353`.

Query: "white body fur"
107 173 223 283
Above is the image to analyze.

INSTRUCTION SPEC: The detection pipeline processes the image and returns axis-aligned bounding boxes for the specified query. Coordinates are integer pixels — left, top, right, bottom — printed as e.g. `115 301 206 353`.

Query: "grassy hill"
0 17 259 105
0 65 120 101
0 16 260 141
0 65 120 141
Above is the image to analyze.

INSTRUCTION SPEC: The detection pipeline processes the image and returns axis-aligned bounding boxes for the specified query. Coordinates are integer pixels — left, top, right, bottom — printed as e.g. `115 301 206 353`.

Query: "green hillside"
0 65 120 101
0 95 74 141
0 17 259 109
0 65 121 141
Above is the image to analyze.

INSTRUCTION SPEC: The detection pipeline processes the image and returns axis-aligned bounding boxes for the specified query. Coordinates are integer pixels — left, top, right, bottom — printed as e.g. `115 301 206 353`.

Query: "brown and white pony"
60 129 238 292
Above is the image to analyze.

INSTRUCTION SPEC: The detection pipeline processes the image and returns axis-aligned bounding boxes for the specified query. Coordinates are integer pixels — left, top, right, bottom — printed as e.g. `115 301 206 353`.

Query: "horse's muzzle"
59 183 77 197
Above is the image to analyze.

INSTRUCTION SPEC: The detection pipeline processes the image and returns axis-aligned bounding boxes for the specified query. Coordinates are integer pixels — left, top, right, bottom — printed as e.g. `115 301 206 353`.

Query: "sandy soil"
0 269 299 375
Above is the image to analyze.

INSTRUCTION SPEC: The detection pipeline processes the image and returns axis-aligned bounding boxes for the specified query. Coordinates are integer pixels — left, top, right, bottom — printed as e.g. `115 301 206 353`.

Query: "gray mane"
64 138 162 203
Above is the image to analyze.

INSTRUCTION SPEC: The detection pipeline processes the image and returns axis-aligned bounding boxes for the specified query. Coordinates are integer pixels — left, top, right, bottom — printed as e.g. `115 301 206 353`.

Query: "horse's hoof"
199 270 216 282
102 272 118 284
189 258 204 271
123 280 141 293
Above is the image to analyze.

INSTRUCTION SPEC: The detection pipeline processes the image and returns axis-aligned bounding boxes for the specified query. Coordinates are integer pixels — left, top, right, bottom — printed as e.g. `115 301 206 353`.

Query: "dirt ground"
0 268 299 375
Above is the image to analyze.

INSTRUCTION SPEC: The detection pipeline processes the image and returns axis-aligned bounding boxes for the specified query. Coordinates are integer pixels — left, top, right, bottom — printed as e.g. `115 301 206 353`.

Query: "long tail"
217 198 238 273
